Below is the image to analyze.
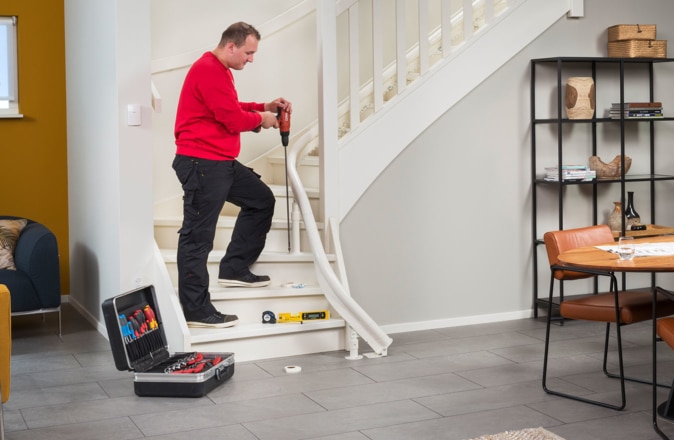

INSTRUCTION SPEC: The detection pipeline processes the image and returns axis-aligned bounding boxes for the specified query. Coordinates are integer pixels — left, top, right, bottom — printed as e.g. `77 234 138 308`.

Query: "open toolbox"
102 285 234 397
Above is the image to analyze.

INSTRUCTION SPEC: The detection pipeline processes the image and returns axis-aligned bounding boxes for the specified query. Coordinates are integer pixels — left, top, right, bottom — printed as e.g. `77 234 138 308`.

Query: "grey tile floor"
6 304 674 439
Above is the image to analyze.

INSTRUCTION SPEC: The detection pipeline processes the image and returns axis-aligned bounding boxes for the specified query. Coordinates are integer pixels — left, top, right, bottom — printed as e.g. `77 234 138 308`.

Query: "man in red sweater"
173 22 291 328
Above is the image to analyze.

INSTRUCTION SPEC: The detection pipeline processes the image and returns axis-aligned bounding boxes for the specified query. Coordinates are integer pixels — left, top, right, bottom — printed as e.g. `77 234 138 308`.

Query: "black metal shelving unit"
531 56 674 317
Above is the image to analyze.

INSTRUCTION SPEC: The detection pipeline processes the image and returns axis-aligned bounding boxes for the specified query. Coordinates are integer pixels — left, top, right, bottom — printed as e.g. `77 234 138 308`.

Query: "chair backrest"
543 225 615 281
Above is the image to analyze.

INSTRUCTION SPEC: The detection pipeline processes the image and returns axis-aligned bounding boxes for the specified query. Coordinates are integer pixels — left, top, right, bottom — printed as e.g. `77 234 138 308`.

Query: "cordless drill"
278 106 292 252
277 108 291 147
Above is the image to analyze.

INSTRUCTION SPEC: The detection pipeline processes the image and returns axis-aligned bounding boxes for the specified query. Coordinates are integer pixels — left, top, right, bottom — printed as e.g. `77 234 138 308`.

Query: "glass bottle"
625 191 641 227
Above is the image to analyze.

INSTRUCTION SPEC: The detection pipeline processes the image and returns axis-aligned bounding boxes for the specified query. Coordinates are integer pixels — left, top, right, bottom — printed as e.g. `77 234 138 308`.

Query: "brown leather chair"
654 308 674 439
542 225 674 410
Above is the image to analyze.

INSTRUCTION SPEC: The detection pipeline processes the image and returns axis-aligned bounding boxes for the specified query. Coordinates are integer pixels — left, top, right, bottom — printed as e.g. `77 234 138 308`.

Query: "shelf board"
534 117 674 124
535 174 674 185
531 56 674 64
611 224 674 238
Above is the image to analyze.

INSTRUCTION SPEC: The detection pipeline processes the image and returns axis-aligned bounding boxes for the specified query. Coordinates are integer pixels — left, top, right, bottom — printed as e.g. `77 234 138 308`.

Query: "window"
0 16 19 117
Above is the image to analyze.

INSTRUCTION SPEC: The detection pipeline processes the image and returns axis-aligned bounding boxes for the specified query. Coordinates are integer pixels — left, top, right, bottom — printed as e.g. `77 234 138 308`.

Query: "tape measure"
277 310 329 323
261 310 276 324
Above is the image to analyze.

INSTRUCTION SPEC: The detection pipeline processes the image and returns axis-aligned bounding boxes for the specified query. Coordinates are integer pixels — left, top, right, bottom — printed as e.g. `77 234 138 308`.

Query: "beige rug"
468 427 565 440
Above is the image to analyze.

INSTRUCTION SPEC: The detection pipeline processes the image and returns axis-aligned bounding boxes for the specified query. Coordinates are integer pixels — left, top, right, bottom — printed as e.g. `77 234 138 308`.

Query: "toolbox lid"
102 285 171 372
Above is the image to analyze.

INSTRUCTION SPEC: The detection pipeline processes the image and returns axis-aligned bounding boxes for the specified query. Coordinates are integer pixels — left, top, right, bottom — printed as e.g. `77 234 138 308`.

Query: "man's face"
228 35 258 70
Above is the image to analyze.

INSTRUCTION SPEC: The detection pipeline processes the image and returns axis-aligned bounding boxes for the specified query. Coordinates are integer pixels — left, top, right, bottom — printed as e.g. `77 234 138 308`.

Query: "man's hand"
265 97 292 114
259 111 279 129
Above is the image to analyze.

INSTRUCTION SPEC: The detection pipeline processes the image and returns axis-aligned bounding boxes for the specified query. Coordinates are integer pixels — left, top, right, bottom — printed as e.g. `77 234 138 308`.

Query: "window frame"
0 16 20 117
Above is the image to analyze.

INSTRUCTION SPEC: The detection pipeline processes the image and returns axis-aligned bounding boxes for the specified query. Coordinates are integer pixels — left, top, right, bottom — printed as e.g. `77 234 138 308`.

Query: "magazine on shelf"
610 102 664 118
544 165 596 181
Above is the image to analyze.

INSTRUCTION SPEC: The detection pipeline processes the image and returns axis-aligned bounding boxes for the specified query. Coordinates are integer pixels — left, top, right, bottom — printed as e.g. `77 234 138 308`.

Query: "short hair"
219 22 261 48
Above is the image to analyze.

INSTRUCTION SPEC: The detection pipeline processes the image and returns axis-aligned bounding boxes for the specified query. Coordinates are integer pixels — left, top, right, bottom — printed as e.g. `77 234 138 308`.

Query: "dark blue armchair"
0 216 61 336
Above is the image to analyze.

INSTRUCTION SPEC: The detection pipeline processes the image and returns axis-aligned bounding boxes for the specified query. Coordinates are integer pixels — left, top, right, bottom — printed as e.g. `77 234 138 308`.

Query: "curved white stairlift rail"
287 129 393 357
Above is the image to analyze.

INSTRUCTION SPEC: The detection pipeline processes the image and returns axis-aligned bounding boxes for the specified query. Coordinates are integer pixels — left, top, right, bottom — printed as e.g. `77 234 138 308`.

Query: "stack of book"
545 165 597 182
544 165 596 182
609 102 663 119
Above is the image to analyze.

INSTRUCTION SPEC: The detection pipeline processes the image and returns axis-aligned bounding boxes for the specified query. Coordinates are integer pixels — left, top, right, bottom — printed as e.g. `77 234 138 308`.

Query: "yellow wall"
1 1 69 294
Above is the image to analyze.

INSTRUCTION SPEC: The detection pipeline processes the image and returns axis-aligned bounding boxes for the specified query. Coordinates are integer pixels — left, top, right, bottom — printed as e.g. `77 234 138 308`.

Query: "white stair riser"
188 328 345 362
153 185 318 220
210 296 333 324
219 195 320 220
271 162 319 189
163 260 320 287
155 225 315 253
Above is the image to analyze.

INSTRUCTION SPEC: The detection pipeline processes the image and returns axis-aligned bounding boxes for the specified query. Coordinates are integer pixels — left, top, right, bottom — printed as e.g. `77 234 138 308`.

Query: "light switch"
127 104 141 126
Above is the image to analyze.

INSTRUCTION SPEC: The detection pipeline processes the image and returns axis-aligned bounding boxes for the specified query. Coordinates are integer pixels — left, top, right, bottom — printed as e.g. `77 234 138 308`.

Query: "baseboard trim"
67 295 110 340
381 309 533 335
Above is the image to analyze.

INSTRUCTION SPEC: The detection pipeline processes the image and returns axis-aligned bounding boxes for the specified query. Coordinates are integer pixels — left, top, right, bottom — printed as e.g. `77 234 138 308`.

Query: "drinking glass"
618 236 635 261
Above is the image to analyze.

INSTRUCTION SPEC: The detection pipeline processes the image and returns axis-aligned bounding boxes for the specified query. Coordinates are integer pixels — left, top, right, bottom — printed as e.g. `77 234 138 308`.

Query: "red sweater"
174 52 264 160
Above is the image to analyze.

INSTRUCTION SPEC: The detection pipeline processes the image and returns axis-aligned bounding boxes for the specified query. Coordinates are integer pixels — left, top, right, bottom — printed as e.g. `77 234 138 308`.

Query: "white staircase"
151 0 582 362
153 146 354 362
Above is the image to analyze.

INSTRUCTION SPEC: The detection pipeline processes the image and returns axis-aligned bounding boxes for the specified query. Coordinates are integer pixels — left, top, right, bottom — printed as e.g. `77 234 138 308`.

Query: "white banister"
348 4 360 132
395 0 406 95
442 0 452 59
485 0 495 22
372 0 384 112
463 0 474 40
418 0 429 76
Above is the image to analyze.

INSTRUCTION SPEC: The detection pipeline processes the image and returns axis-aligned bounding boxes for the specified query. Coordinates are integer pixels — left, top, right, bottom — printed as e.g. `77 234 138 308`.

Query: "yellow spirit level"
277 310 329 323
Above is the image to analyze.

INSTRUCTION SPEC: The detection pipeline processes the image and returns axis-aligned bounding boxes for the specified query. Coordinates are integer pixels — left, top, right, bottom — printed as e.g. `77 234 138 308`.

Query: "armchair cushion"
0 219 28 270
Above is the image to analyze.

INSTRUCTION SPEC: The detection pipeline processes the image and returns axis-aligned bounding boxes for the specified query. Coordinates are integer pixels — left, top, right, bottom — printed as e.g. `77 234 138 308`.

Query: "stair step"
209 283 323 301
160 249 333 290
160 249 331 264
268 155 319 189
154 216 325 252
189 318 345 344
155 216 310 229
188 321 346 362
268 154 319 167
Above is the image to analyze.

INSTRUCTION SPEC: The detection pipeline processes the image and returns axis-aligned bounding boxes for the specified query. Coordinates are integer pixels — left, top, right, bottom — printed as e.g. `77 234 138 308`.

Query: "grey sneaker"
218 273 271 288
186 313 238 328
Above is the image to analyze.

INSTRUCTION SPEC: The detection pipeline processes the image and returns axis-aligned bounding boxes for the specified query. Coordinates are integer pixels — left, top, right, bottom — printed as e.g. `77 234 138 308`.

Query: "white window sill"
0 113 23 118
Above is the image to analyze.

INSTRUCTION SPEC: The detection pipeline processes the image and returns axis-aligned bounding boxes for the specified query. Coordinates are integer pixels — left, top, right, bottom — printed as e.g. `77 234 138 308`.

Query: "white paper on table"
596 242 674 257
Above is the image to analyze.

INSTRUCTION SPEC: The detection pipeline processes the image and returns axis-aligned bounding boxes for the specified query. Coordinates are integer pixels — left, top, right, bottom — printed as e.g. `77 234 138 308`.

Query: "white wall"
341 0 674 331
65 0 154 328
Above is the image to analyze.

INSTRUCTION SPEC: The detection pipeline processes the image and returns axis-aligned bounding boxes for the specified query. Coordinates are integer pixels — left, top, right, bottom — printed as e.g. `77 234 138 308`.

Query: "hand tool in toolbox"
102 285 235 397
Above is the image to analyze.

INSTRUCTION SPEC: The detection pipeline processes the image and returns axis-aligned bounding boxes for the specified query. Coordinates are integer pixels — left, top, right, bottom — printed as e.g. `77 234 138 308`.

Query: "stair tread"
210 283 323 300
268 155 319 166
189 318 346 344
154 216 322 229
161 249 335 263
269 183 319 197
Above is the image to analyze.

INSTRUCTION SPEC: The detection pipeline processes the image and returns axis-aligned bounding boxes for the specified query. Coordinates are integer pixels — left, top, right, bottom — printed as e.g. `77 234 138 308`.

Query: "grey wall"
342 0 674 331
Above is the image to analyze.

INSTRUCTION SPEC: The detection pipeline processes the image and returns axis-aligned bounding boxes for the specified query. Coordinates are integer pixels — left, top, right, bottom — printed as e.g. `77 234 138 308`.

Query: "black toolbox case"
102 285 234 397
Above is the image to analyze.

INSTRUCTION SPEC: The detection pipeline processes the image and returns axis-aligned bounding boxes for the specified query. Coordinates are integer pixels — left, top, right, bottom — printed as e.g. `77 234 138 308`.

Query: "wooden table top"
557 234 674 273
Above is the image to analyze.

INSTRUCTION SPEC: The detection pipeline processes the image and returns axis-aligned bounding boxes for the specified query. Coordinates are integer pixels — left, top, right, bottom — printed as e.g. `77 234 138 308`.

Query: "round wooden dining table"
557 234 674 273
557 234 674 439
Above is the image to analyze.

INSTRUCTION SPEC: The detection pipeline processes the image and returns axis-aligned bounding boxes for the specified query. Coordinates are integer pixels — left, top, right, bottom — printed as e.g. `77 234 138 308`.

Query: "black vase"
625 191 641 227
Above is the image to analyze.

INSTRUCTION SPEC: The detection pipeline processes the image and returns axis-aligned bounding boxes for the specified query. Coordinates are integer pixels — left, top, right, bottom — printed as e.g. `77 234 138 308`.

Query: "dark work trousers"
172 155 275 320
